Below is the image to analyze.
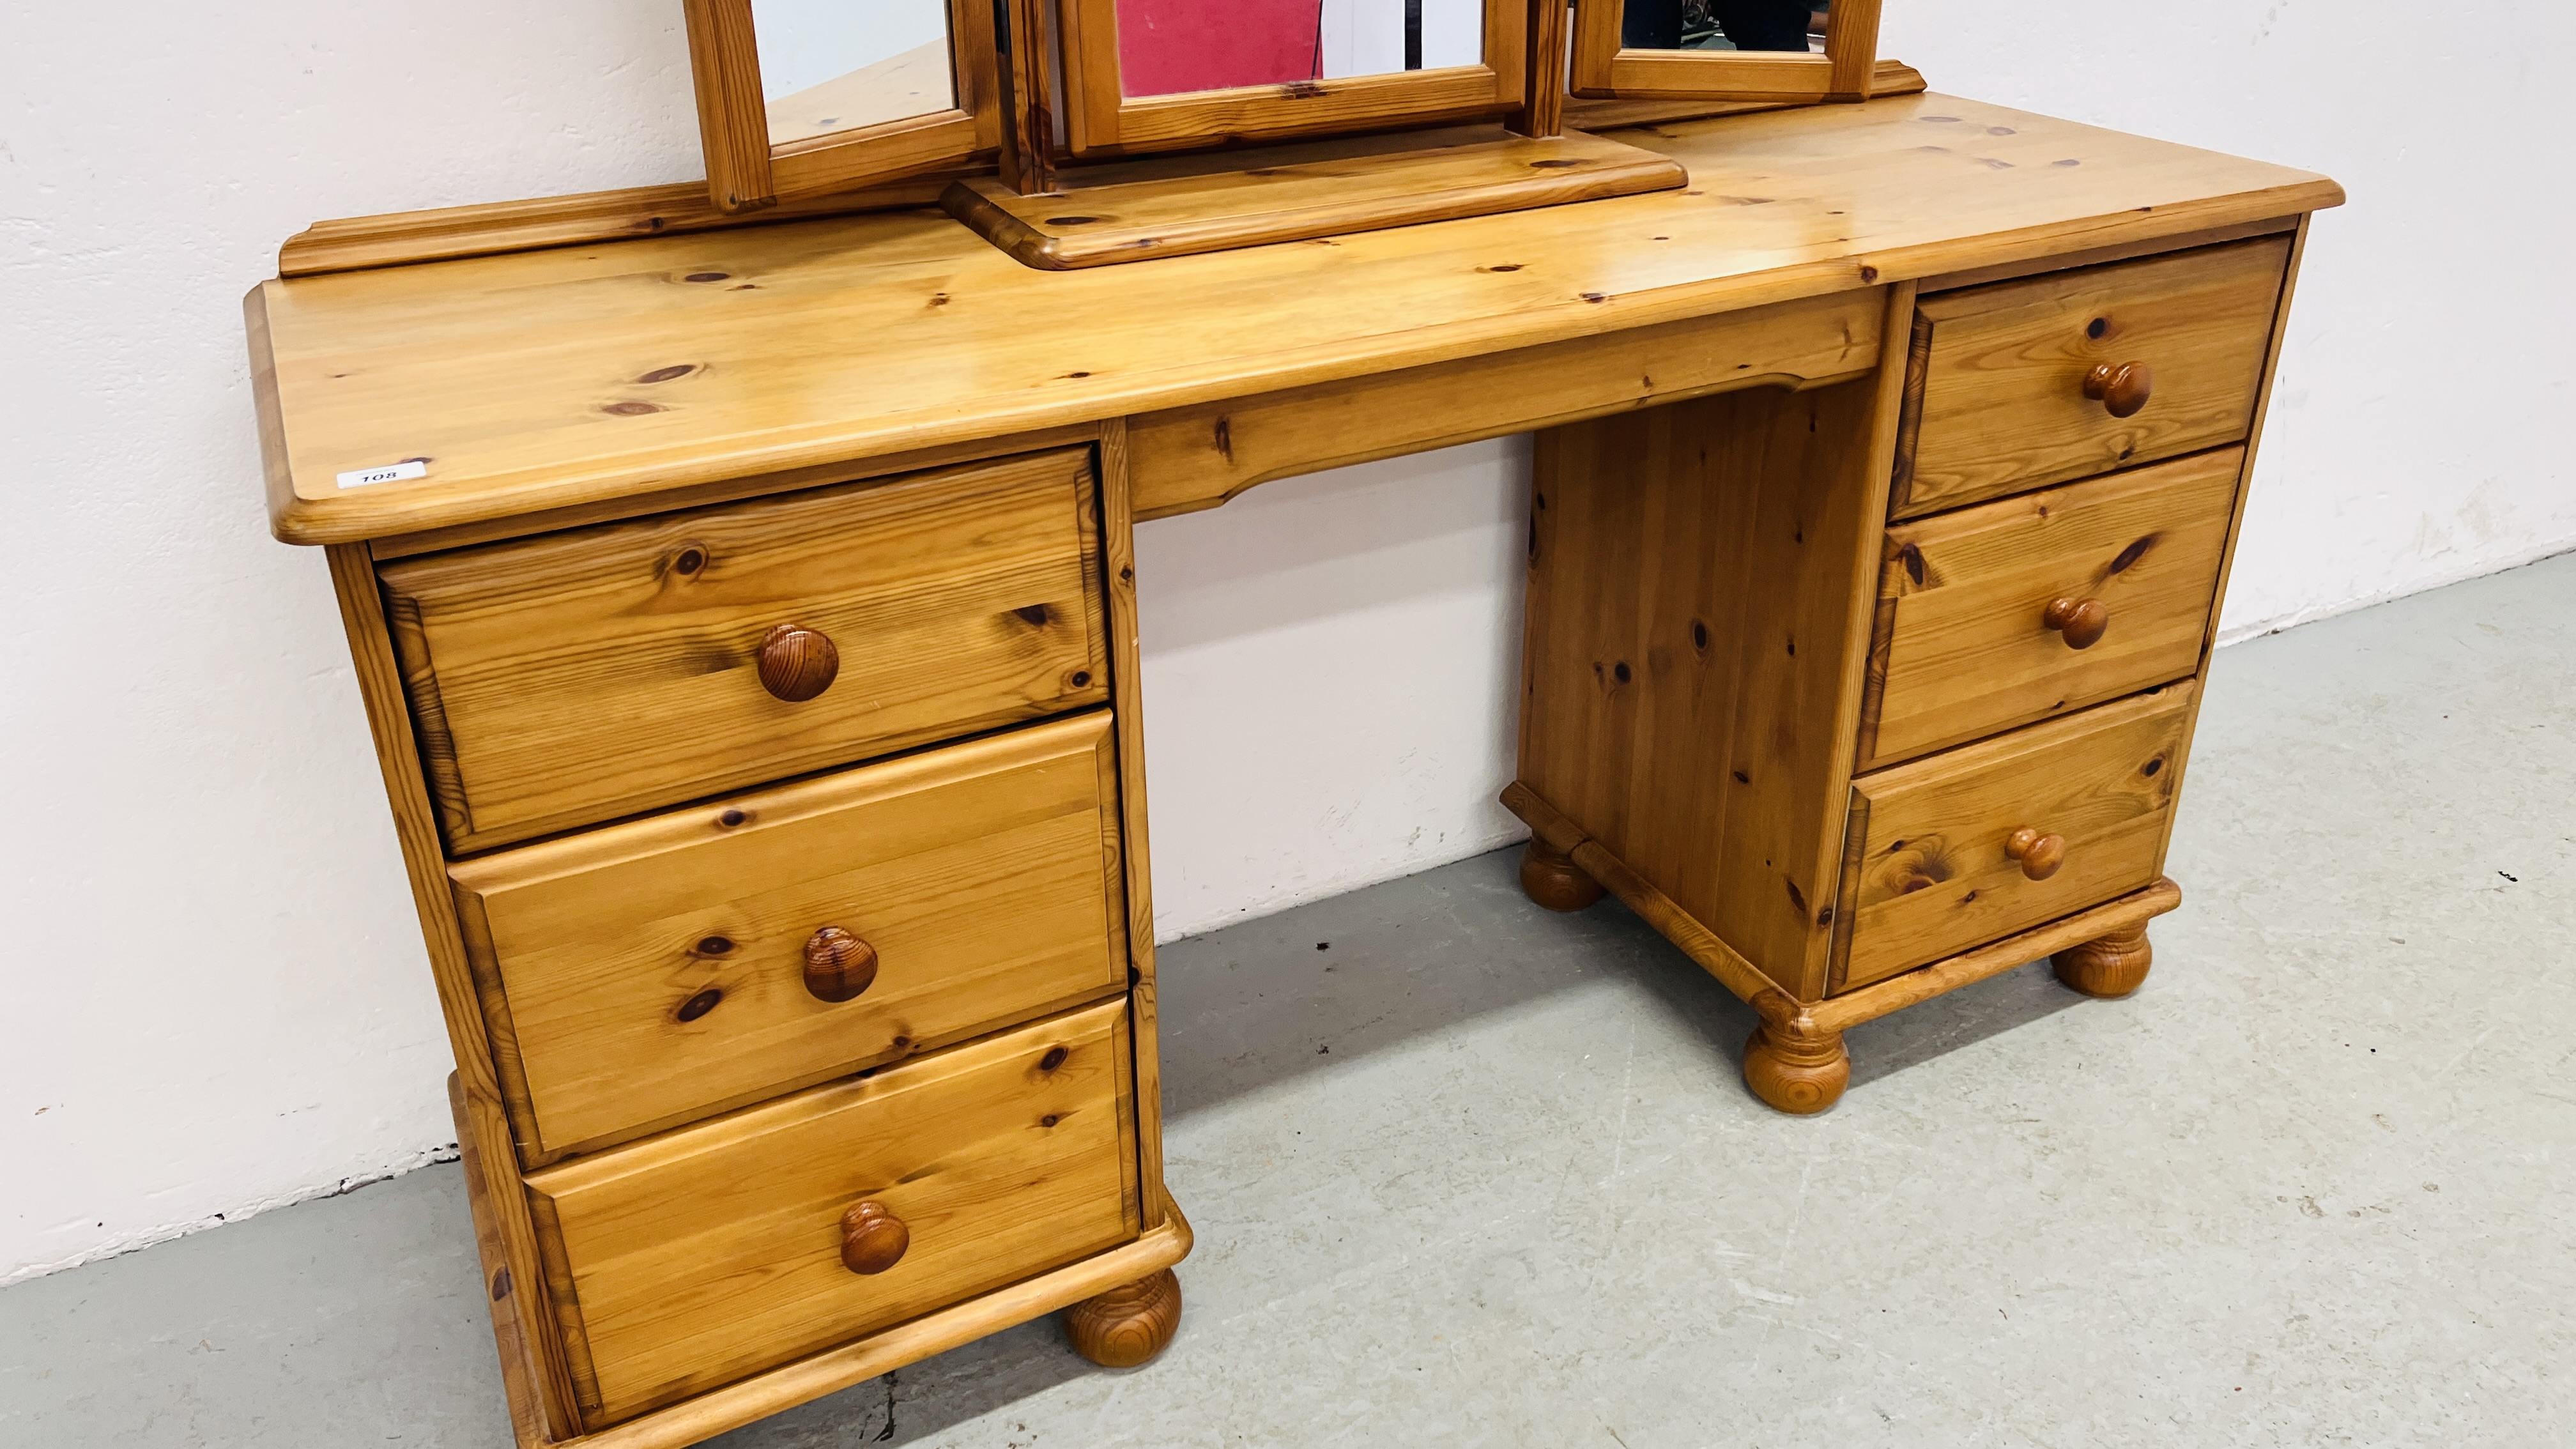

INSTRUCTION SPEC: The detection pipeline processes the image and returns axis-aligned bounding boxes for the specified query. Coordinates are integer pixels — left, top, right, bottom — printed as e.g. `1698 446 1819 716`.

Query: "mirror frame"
682 0 1003 213
1054 0 1531 158
1568 0 1880 105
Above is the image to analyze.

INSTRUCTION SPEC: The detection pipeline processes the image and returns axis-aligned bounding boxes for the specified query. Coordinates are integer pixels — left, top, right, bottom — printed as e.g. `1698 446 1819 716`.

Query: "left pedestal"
327 434 1186 1447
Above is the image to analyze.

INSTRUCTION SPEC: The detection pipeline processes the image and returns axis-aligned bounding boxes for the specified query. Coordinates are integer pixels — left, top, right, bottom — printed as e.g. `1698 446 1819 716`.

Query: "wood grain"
1501 779 1797 1024
325 546 582 1438
836 1200 911 1275
944 125 1683 270
1816 875 2180 1027
1857 447 2243 769
1508 0 1569 139
995 0 1057 195
2154 215 2312 870
1741 1023 1850 1114
1891 235 2293 518
248 93 2342 546
365 426 1100 560
1128 286 1881 519
1565 56 1922 130
1064 1268 1183 1367
566 1204 1192 1449
447 1075 556 1449
800 926 881 1004
272 175 973 277
1519 836 1606 912
681 0 777 213
448 712 1129 1163
1505 779 2188 1036
2053 923 2156 997
1915 215 2296 295
1093 421 1171 1229
1514 284 1912 1001
1823 0 1884 102
528 999 1138 1426
1836 682 2195 992
378 448 1108 852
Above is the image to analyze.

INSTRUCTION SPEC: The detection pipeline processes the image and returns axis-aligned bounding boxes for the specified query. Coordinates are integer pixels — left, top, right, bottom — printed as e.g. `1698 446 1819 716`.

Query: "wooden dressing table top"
247 91 2340 546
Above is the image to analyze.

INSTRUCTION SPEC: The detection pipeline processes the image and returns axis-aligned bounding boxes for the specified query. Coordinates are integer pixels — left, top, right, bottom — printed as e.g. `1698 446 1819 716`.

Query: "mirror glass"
1115 0 1484 98
1619 0 1830 52
754 0 957 147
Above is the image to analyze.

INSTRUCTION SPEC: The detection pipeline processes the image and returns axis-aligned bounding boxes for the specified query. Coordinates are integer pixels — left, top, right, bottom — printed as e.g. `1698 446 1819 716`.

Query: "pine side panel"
325 544 585 1439
680 0 778 212
2152 213 2315 866
1094 419 1169 1228
1519 285 1913 999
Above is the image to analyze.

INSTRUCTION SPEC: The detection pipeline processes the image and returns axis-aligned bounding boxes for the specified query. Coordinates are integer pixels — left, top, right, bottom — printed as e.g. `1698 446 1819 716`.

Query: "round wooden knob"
2043 595 2111 650
756 624 839 702
839 1200 908 1275
2005 827 2068 881
2083 360 2155 418
802 926 879 1003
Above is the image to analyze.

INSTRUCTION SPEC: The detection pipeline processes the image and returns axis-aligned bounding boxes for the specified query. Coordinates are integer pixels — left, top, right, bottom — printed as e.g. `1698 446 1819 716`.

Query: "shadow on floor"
1151 845 2089 1116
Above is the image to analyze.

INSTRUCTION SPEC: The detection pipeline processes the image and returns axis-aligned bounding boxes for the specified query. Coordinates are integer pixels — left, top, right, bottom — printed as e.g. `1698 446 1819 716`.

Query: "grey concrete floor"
6 551 2571 1448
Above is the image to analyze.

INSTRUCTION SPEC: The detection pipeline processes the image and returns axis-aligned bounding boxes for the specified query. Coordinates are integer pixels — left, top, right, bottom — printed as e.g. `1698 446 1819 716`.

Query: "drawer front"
1859 448 2241 770
527 999 1138 1427
381 447 1109 853
452 712 1128 1161
1892 236 2290 519
1834 684 2193 992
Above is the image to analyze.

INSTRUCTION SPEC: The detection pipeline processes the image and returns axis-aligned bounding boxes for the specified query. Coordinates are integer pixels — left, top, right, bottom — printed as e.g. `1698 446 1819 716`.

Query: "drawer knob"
2043 595 2112 650
2005 827 2069 881
839 1200 909 1275
2083 360 2156 419
802 926 880 1003
757 624 840 702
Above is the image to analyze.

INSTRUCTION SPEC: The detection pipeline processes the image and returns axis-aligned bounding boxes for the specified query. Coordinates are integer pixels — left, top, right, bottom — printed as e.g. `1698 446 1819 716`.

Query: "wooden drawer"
451 712 1129 1162
1832 683 2194 992
380 447 1109 853
526 998 1138 1427
1891 236 2290 519
1857 448 2241 770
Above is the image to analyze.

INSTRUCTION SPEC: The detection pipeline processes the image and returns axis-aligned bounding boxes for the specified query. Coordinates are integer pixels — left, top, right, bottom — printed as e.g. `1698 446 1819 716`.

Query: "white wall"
1882 6 2576 636
1135 441 1530 938
1 2 2566 1285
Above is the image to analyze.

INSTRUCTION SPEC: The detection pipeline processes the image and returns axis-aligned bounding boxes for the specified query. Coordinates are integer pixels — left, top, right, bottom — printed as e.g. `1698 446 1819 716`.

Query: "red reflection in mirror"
1116 0 1323 95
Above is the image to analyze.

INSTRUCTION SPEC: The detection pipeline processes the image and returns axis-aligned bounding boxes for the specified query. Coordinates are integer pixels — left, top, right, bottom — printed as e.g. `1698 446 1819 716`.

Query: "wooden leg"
1742 1023 1850 1115
2052 924 2154 999
1519 838 1605 912
1064 1268 1182 1368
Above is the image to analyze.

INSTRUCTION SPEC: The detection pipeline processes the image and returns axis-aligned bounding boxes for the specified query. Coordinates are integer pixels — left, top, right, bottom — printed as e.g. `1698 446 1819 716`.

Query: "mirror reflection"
1621 0 1829 52
1115 0 1484 99
754 0 957 147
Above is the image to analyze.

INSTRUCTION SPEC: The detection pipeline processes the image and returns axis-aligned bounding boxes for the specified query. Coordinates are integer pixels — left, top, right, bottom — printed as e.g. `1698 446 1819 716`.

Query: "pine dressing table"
245 85 2340 1449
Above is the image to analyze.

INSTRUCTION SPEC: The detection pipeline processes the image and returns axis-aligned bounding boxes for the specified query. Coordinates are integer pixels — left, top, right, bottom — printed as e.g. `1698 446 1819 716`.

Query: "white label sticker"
337 460 428 489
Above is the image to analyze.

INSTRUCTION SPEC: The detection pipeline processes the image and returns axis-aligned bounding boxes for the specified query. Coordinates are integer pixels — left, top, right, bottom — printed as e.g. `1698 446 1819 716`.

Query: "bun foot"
1065 1268 1181 1368
1521 838 1605 912
1742 1024 1849 1115
2053 924 2154 999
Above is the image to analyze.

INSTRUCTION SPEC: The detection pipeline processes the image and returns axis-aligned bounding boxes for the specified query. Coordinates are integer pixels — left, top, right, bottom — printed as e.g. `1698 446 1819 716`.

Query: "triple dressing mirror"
684 0 1880 215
